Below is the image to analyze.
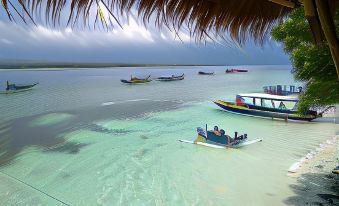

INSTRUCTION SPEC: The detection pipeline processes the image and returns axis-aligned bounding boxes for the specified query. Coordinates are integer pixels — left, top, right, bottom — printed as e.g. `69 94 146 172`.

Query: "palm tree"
1 0 338 78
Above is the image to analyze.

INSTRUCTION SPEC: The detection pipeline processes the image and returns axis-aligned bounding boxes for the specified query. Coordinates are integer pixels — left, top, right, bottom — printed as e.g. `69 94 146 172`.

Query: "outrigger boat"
156 74 184 81
214 93 321 121
198 71 214 75
179 125 262 149
263 85 303 96
225 69 248 73
0 81 38 94
120 75 152 84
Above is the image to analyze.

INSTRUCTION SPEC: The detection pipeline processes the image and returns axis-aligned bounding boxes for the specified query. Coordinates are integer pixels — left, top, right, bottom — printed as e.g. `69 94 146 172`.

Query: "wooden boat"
263 85 303 96
0 81 38 94
156 74 184 81
214 93 319 121
179 125 262 149
198 71 214 75
225 69 248 73
120 75 152 84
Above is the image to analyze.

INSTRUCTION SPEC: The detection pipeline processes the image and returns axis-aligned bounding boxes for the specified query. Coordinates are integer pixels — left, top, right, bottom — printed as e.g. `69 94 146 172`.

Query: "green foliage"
271 8 339 114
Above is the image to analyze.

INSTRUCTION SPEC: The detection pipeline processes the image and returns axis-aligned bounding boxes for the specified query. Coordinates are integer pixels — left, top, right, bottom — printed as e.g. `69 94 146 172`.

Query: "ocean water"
0 66 336 206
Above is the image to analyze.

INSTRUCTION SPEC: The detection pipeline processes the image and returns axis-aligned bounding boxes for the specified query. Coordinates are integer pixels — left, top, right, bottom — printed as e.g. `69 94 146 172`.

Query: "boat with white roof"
214 93 320 121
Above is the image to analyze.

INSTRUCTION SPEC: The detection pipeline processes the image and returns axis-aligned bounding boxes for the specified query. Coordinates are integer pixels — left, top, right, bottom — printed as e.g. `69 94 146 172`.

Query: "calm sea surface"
0 66 336 205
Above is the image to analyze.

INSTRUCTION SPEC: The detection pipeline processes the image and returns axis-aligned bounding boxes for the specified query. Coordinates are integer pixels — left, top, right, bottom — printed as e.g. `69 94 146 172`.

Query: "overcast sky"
0 5 290 65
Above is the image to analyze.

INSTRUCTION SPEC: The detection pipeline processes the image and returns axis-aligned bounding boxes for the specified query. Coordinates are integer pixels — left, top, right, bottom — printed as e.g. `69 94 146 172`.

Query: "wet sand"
286 135 339 205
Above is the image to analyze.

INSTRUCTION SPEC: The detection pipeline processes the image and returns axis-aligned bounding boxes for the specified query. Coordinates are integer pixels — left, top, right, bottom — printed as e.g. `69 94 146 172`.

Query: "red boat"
225 69 248 73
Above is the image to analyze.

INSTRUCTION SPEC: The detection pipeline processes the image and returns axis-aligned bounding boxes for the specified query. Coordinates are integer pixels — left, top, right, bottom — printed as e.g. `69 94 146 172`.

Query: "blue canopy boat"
179 125 262 149
214 93 320 121
1 81 38 94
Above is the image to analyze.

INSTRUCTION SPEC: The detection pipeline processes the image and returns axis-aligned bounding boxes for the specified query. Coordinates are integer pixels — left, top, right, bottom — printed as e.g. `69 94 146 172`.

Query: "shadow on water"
0 100 181 166
43 142 90 154
88 124 135 135
284 172 339 206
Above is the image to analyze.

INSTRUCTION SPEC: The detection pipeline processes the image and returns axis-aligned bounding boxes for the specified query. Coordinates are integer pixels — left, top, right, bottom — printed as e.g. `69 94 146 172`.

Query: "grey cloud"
0 19 290 65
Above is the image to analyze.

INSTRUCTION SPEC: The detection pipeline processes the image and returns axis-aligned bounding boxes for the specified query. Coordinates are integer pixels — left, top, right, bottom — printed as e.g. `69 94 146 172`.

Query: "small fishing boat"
263 85 303 96
214 93 321 121
0 81 38 94
225 69 248 73
120 75 152 84
198 71 214 75
179 125 262 149
156 74 184 81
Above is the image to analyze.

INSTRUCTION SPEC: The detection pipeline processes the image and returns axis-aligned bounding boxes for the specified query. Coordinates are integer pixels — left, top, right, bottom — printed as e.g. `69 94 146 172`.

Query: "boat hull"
0 83 38 94
225 69 248 73
198 71 214 75
179 138 262 149
120 79 151 84
214 100 317 121
0 87 34 94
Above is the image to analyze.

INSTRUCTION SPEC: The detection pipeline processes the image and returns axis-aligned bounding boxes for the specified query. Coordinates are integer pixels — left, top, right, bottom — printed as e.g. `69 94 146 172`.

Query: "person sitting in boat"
6 81 15 91
213 126 221 136
278 101 287 110
220 129 229 144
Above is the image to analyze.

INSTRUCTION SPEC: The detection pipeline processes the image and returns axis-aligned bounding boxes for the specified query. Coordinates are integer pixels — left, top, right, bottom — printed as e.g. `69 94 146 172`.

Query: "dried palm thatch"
0 0 294 44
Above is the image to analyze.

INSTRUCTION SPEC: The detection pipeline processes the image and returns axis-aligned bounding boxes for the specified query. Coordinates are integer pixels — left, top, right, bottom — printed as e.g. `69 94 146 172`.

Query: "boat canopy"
238 93 299 102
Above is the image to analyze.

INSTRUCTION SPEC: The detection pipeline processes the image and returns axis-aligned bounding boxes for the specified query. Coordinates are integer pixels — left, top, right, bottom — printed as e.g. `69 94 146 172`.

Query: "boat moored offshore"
198 71 214 75
214 93 320 121
155 74 184 81
225 69 248 73
0 81 38 94
120 75 152 84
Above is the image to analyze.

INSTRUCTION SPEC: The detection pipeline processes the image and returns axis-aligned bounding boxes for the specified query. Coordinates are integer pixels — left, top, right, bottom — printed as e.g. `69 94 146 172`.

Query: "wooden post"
315 0 339 79
303 0 324 44
269 0 295 8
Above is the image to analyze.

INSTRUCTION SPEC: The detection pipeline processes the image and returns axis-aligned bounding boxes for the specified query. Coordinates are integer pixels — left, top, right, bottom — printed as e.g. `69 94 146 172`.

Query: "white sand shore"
285 135 339 205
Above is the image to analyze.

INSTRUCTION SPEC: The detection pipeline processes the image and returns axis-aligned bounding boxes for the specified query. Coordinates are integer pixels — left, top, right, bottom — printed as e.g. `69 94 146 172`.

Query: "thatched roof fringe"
1 0 292 44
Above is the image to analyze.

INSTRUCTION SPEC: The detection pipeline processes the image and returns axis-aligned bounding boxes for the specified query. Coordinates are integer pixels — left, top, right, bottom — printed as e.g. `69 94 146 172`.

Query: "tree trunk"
315 0 339 79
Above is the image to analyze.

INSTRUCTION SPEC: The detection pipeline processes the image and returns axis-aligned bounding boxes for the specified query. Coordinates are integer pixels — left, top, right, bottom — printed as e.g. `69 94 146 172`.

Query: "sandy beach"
287 135 339 205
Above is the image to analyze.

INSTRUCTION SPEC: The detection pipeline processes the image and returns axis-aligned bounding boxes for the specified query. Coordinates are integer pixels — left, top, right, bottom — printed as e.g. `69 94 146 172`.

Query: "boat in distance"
155 74 184 81
198 71 214 75
214 93 320 121
120 75 152 84
0 81 38 94
225 69 248 73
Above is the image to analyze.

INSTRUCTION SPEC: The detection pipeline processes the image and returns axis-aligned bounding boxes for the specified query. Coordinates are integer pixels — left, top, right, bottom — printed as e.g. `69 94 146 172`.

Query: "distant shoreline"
0 63 224 70
0 63 291 71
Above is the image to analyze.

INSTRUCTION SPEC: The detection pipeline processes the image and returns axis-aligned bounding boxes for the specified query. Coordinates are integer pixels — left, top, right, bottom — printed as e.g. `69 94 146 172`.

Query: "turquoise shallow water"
0 66 337 205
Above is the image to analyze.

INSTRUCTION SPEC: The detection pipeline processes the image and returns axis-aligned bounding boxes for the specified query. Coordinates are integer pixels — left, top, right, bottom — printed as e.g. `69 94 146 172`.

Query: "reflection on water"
0 66 336 205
